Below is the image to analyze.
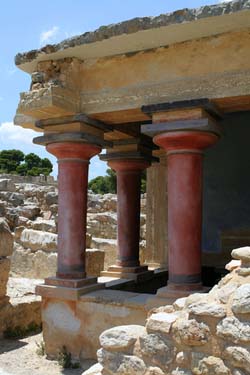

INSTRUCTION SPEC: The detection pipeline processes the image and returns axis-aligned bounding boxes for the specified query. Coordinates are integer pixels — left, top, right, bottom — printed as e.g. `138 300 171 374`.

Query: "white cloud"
40 26 59 45
218 0 231 2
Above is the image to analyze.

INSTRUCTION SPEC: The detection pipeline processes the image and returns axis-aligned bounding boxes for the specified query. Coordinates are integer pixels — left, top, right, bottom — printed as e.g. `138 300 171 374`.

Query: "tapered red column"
110 160 149 267
101 159 153 280
47 142 101 279
154 131 218 290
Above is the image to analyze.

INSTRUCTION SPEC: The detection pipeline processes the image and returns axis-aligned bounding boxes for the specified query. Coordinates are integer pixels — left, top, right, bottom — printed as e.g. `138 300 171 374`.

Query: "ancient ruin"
1 0 250 373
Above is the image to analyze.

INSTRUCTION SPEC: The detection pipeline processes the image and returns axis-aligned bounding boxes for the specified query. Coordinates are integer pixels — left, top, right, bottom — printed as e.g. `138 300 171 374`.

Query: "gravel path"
0 333 93 375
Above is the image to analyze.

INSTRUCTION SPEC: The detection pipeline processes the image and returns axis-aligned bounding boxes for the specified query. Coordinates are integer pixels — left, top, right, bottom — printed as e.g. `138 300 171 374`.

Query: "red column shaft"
153 131 219 289
116 169 141 267
168 152 202 285
46 142 101 279
57 159 88 278
109 160 150 268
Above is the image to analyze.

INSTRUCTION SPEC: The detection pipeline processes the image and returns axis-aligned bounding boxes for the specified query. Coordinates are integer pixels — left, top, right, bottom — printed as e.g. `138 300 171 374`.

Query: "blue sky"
0 0 226 179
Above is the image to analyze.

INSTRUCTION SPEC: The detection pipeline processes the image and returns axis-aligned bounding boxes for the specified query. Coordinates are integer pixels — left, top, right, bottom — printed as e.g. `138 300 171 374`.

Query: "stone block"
86 249 104 277
0 218 13 256
0 258 11 297
0 179 16 192
19 228 57 252
99 325 146 352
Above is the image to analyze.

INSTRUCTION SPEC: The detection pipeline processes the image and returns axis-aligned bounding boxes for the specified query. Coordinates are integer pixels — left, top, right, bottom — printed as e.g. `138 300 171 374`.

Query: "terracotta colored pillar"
46 142 101 279
153 131 218 290
109 159 150 268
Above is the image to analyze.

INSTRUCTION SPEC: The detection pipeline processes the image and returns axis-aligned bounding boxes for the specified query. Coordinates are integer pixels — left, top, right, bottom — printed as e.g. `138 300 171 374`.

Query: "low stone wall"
0 177 146 279
0 217 41 337
84 247 250 375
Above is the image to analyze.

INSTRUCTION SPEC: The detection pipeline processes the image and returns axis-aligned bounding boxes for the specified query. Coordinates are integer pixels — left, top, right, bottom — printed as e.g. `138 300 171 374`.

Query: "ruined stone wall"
85 248 250 375
0 176 146 279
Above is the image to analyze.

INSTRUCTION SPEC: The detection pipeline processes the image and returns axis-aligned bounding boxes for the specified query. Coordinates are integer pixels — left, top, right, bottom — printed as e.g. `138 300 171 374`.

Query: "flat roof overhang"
15 1 250 74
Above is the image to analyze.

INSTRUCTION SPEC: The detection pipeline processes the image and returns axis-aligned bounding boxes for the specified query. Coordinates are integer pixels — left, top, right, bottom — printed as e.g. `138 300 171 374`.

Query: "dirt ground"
0 333 94 375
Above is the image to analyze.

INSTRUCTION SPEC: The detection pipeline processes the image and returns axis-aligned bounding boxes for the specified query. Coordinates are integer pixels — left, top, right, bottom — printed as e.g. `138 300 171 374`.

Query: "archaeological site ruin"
1 0 250 374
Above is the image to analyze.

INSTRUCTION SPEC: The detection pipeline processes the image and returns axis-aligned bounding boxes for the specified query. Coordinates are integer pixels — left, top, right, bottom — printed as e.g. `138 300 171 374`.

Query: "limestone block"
86 249 104 277
0 179 16 192
139 333 175 369
45 191 58 205
11 246 57 278
217 317 250 344
30 218 56 233
188 302 226 318
99 325 146 352
223 346 250 371
0 218 13 256
145 367 165 375
176 352 190 367
0 258 11 297
173 298 187 311
7 192 24 206
172 319 210 346
17 204 40 219
232 247 250 265
146 312 179 335
20 228 57 252
210 283 238 304
231 284 250 314
172 369 192 375
193 356 230 375
82 363 103 375
97 348 146 375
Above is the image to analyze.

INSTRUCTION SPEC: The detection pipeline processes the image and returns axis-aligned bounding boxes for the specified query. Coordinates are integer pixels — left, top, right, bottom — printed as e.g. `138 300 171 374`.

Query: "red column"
46 142 101 279
153 131 218 290
108 160 150 269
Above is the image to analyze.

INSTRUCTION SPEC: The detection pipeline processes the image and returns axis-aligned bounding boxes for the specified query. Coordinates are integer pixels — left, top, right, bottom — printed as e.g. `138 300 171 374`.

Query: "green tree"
0 149 53 176
0 149 24 173
88 168 147 194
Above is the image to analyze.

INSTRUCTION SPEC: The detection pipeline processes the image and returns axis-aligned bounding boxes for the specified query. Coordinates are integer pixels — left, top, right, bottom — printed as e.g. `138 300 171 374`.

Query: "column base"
36 276 104 301
101 265 154 282
147 283 209 307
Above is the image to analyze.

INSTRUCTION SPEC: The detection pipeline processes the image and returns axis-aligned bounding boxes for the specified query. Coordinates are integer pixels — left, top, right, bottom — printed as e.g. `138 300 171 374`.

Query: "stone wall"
0 176 146 279
85 247 250 375
0 216 41 337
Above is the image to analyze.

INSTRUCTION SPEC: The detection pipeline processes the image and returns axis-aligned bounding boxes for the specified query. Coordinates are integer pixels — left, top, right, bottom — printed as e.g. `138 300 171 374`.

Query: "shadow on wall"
202 111 250 252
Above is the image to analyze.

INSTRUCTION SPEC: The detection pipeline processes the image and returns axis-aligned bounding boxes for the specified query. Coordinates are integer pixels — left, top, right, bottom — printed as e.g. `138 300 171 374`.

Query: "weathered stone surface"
11 247 57 279
15 0 250 66
188 302 226 318
140 333 175 369
224 346 250 371
29 218 56 233
0 258 11 297
0 218 13 256
45 191 58 205
193 356 230 375
173 319 210 346
146 312 179 335
17 205 40 219
19 228 57 252
173 298 186 311
232 247 250 264
145 367 165 375
82 363 103 375
0 179 16 192
99 325 146 352
176 352 190 367
86 249 104 277
97 348 146 375
231 284 250 314
172 369 192 375
217 317 250 344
